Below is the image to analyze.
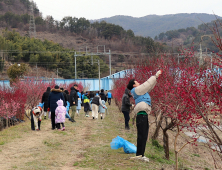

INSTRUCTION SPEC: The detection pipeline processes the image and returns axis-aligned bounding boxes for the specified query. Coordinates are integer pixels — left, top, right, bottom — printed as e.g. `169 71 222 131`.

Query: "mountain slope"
92 13 222 38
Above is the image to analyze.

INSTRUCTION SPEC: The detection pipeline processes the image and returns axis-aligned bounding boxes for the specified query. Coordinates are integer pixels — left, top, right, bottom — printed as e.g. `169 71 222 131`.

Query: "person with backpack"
121 88 134 130
83 92 91 117
91 94 106 119
69 84 78 122
81 92 85 106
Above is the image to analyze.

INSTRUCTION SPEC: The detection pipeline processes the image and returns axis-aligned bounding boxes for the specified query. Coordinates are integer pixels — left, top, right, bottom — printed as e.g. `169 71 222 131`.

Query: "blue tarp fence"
0 69 134 91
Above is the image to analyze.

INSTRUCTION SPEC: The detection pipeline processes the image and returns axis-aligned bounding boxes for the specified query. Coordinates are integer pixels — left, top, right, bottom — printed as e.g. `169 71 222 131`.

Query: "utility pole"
74 46 111 82
36 63 38 80
74 52 77 79
211 52 212 69
109 49 111 76
98 59 100 91
29 0 36 38
57 68 58 79
199 43 203 67
91 55 93 65
177 53 179 64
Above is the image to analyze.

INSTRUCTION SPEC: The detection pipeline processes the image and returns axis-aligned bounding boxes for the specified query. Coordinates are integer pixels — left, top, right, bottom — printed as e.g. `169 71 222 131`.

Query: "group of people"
30 68 162 162
31 84 112 131
121 69 162 162
81 89 109 119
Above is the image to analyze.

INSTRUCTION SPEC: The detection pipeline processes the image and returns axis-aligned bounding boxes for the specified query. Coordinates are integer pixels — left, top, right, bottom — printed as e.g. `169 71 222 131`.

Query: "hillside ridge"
91 13 222 38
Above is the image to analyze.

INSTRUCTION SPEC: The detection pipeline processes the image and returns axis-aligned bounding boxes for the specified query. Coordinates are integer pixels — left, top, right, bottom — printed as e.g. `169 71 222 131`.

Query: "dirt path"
0 114 97 170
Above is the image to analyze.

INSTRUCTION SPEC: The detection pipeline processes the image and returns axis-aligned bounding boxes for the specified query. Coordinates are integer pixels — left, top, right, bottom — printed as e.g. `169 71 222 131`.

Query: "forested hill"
154 19 222 53
91 13 222 38
0 0 39 15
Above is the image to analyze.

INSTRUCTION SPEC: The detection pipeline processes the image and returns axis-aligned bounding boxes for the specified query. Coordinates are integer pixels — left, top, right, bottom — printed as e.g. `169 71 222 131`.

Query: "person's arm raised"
135 70 162 95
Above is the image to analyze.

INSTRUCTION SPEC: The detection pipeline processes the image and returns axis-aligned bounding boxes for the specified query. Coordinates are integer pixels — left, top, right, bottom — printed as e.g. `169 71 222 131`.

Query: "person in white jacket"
127 70 162 162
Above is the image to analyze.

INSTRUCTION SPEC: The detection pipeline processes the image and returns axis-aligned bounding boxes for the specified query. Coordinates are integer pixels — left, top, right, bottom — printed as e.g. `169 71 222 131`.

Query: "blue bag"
65 101 70 118
110 136 137 154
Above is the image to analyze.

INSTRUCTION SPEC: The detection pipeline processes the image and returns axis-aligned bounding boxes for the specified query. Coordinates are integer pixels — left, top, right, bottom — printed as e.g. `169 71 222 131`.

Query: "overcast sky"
34 0 222 21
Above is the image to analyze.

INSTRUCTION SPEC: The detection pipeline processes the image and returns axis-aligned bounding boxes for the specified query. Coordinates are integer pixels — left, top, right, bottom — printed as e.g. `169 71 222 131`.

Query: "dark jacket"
91 96 100 106
48 88 65 112
121 88 132 112
100 92 107 102
41 87 51 111
64 90 70 103
62 91 68 106
89 92 95 99
84 102 91 112
70 87 78 106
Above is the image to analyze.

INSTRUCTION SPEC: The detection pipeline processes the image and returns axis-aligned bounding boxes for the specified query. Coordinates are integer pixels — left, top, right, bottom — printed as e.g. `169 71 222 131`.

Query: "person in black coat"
99 89 107 102
41 87 51 119
89 91 95 101
121 88 134 130
60 87 68 107
48 85 65 130
64 90 70 103
64 89 72 121
69 84 78 122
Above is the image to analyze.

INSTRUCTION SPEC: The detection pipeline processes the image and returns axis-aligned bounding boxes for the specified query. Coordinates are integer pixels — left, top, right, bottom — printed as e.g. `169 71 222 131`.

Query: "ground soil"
0 103 221 170
0 112 97 170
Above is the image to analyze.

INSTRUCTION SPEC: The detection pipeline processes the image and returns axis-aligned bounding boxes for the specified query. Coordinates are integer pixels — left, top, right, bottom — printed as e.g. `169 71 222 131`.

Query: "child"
31 106 43 131
83 93 91 117
99 99 107 119
55 99 66 131
76 97 82 116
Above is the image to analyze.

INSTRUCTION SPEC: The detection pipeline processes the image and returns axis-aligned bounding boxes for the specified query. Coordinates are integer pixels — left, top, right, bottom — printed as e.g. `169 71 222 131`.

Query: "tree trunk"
175 151 178 170
163 129 170 160
6 115 8 128
152 115 163 140
0 118 3 131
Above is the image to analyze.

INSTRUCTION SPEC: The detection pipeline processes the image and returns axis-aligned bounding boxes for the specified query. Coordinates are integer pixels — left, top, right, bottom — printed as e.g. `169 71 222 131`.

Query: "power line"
0 50 218 56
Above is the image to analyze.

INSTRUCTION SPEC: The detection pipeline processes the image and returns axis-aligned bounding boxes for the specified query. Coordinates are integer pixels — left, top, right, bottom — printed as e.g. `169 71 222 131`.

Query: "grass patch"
25 161 49 169
73 162 79 166
151 139 164 152
0 104 215 170
0 120 30 145
43 140 62 147
53 131 68 135
193 153 200 157
75 105 176 170
0 141 5 145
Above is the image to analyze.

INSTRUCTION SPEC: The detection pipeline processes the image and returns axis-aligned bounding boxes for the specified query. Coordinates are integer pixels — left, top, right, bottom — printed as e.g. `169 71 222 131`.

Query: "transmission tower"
29 0 36 38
